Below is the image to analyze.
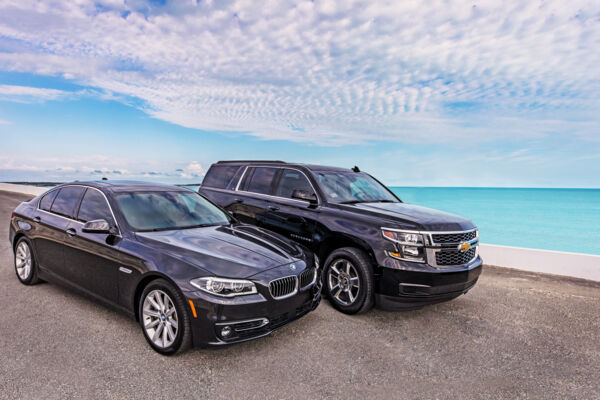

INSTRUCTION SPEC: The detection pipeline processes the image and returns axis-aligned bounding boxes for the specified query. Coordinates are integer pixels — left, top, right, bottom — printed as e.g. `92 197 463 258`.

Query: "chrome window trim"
36 185 122 237
235 165 321 205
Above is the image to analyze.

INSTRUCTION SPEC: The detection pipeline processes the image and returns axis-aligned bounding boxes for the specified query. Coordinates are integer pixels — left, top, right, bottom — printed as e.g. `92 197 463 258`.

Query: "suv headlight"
190 277 257 297
382 229 426 263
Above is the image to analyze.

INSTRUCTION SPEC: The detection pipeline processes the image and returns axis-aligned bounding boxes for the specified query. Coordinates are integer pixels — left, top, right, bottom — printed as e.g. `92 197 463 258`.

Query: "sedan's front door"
62 187 122 303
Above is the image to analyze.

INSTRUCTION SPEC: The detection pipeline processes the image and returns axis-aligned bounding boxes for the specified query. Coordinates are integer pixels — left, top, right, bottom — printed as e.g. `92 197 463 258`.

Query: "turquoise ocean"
185 185 599 255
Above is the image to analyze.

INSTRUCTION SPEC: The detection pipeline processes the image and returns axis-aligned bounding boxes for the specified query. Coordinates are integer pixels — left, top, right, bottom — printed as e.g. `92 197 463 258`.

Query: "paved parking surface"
1 190 599 400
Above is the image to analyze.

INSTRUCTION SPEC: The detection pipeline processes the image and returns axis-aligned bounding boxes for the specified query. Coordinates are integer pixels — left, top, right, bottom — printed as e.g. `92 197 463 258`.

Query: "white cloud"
0 0 598 143
0 118 10 125
0 154 204 183
0 84 77 103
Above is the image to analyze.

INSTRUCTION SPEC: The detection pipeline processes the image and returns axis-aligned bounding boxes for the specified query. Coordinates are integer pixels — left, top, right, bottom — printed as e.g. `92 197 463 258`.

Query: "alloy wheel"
142 289 179 349
327 259 360 305
15 242 32 280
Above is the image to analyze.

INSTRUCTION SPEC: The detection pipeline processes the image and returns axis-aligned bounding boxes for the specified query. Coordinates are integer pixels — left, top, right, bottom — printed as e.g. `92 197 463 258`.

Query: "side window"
276 169 314 199
245 167 278 195
50 186 85 219
39 190 59 211
77 189 114 224
202 165 242 189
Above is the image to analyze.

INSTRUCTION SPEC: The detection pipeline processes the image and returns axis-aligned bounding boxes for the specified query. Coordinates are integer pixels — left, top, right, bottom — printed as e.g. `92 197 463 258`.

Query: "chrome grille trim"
269 276 298 299
299 268 317 289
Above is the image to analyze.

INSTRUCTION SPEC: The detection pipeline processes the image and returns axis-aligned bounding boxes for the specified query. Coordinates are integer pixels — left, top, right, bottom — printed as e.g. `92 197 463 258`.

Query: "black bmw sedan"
9 181 320 354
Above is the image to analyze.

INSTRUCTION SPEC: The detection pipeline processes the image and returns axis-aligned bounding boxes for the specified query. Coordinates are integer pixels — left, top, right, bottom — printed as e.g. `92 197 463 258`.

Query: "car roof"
55 180 190 193
214 160 352 173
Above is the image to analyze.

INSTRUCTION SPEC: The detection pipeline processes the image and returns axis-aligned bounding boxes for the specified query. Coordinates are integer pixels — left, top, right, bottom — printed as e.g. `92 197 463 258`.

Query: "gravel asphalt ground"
1 190 599 400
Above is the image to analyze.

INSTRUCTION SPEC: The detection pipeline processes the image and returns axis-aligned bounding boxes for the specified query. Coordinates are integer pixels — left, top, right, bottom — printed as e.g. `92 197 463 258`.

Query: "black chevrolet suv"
199 161 482 314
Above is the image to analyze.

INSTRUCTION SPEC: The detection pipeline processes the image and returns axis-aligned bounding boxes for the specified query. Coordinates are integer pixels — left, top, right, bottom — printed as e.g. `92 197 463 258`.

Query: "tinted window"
115 191 231 231
39 190 58 211
246 167 278 195
77 189 114 224
202 165 242 189
50 186 85 218
276 169 314 199
316 172 398 204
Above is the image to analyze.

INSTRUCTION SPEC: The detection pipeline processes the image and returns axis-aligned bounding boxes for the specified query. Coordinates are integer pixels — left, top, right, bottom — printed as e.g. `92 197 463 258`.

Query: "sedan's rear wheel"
139 279 192 355
14 238 40 285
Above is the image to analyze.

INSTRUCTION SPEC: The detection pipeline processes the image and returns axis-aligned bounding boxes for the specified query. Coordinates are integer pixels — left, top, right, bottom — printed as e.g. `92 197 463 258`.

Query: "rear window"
202 165 242 189
39 190 58 211
50 186 85 218
246 167 278 195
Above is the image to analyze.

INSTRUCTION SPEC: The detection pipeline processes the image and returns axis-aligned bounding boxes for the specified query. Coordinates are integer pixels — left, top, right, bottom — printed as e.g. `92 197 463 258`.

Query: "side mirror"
291 189 318 204
82 219 116 235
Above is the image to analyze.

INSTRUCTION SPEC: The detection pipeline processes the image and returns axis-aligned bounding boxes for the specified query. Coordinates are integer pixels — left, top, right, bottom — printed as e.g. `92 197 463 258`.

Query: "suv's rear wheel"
323 247 374 314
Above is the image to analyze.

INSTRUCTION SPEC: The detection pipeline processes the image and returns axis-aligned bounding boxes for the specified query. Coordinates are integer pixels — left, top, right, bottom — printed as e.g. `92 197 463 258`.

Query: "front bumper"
185 279 321 347
375 256 482 310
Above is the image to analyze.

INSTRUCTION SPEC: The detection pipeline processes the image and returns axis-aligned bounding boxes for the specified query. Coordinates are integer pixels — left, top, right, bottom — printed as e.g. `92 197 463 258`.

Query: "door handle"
66 228 76 237
33 216 41 223
233 198 243 204
268 206 280 211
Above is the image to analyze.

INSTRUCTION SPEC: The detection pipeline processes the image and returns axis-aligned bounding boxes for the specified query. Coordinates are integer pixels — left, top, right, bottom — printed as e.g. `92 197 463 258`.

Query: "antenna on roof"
102 177 108 181
352 166 360 173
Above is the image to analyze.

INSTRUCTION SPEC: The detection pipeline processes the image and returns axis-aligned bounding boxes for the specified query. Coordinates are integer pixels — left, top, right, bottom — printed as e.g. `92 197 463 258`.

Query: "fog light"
221 326 232 338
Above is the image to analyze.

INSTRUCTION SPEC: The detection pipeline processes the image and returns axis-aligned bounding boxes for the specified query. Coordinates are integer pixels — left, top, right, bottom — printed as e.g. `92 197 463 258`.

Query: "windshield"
315 171 399 204
115 191 232 231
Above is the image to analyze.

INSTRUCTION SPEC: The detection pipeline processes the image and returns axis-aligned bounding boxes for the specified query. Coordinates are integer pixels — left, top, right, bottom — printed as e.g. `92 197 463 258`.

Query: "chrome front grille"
431 230 477 244
269 276 297 299
299 268 316 289
435 247 477 266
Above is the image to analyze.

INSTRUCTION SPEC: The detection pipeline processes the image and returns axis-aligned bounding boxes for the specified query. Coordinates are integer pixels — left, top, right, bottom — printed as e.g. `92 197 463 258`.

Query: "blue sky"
0 0 599 187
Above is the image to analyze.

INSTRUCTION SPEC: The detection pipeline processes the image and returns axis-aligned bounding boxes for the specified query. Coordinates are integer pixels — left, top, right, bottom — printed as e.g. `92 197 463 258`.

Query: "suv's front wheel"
323 247 374 314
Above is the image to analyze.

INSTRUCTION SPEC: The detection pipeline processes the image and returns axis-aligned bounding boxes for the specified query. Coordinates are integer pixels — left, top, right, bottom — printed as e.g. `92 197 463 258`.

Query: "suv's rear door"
233 166 278 225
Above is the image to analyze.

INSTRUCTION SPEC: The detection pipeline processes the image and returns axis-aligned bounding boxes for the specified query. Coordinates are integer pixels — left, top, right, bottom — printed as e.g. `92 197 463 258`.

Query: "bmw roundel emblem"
290 264 297 271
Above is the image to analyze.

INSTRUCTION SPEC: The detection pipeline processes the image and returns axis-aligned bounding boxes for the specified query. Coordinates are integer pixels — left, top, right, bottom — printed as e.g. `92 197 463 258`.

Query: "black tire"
139 279 192 355
14 237 41 285
322 247 374 314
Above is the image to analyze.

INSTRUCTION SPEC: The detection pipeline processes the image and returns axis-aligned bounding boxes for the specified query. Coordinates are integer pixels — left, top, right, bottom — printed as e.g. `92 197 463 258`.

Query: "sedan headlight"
382 229 426 263
190 277 257 297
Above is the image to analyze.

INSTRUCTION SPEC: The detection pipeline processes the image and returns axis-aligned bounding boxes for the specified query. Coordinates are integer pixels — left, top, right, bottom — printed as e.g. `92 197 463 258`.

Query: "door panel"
260 199 320 252
61 188 122 302
31 211 69 274
63 222 121 302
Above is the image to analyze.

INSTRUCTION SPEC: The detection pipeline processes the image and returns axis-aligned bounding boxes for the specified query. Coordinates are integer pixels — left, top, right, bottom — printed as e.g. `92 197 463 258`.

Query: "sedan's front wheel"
139 279 192 355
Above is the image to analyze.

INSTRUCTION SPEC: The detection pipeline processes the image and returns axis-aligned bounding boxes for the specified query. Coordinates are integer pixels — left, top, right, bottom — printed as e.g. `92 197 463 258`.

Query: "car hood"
135 224 304 279
347 202 476 231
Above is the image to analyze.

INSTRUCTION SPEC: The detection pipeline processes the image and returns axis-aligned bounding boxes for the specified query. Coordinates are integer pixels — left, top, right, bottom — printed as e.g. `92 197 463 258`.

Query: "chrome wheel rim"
327 259 360 306
142 290 179 349
15 242 32 280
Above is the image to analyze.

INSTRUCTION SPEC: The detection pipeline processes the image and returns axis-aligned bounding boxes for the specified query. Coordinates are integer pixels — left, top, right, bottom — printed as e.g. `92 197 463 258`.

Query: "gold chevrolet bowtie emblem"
458 242 471 252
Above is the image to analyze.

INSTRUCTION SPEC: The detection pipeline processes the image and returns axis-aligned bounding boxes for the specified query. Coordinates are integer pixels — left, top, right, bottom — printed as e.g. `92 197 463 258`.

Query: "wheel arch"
317 233 377 269
133 272 183 322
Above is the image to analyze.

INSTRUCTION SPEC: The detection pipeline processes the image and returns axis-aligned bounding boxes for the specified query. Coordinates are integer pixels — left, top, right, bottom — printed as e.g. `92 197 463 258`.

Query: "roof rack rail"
216 160 286 164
